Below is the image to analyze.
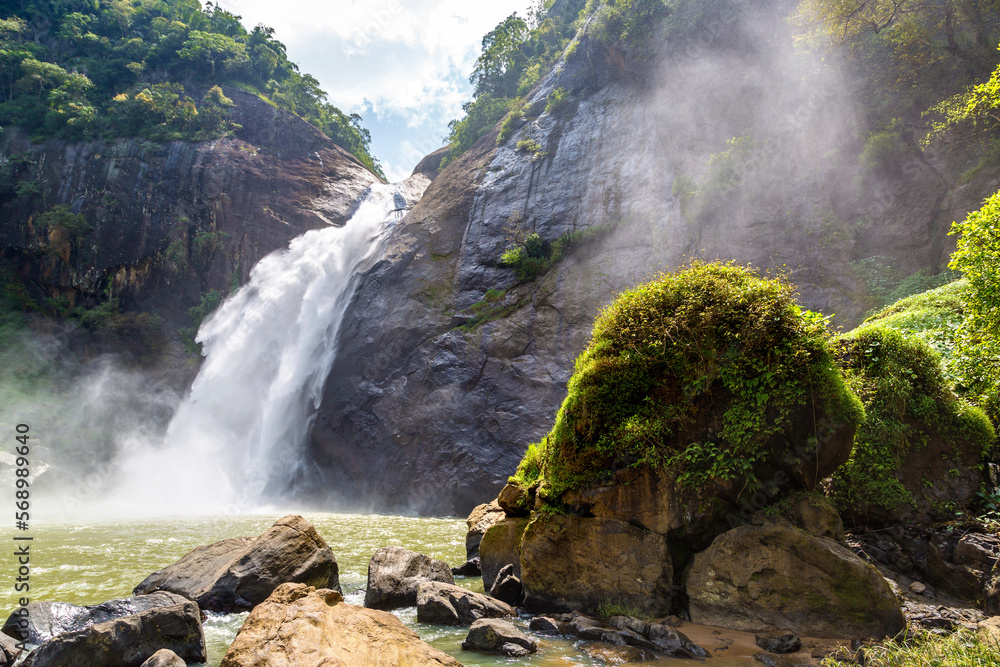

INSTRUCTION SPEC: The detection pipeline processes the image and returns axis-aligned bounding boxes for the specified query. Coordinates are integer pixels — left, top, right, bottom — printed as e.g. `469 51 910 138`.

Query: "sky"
214 0 536 181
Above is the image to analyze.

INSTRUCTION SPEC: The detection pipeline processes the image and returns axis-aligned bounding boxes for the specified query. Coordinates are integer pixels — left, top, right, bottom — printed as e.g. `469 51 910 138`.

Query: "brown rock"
780 493 845 541
21 602 205 667
415 581 515 625
0 632 20 667
519 513 673 616
497 482 533 517
462 618 537 656
134 515 339 612
363 545 454 610
561 466 737 541
220 583 461 666
480 517 529 591
686 517 905 638
139 649 185 667
579 642 657 663
465 500 505 561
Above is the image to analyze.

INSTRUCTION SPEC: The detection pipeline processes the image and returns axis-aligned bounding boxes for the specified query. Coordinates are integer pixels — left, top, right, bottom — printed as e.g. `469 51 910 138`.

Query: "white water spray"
103 183 406 516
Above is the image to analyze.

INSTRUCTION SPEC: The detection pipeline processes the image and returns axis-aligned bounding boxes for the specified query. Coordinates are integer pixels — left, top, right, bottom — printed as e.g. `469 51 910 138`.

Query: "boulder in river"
140 649 185 667
134 515 339 612
686 516 906 638
0 633 20 667
220 583 461 666
488 563 524 606
415 581 515 625
462 618 537 657
364 545 454 610
21 601 205 667
2 592 189 646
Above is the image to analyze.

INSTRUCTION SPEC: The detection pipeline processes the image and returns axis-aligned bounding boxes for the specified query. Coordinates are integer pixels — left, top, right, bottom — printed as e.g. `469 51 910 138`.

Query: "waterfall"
104 183 406 516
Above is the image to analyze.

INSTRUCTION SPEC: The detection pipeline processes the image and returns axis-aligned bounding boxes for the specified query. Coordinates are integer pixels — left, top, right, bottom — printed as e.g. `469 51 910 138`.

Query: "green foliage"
0 0 382 176
500 225 612 282
544 87 569 115
459 288 527 331
586 0 669 51
514 262 864 502
447 1 587 159
924 47 1000 146
180 288 222 353
949 190 1000 427
515 138 546 156
833 326 994 513
36 204 91 244
860 128 909 174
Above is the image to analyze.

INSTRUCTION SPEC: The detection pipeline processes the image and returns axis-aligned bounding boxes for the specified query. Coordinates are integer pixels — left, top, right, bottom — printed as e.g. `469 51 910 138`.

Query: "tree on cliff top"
0 0 384 177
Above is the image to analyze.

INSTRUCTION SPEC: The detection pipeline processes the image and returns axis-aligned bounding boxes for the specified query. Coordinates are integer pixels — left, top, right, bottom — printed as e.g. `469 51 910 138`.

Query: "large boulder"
519 513 673 615
480 517 529 591
2 592 189 646
415 581 515 625
465 500 505 561
219 583 461 666
686 517 906 638
0 633 20 666
501 264 863 543
21 602 205 667
364 545 454 610
134 515 339 612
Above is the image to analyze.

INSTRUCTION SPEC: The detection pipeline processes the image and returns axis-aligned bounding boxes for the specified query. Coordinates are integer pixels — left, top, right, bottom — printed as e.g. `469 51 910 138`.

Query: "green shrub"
515 138 546 156
500 225 610 282
545 87 569 115
513 261 863 501
833 326 994 513
859 129 909 175
949 191 1000 429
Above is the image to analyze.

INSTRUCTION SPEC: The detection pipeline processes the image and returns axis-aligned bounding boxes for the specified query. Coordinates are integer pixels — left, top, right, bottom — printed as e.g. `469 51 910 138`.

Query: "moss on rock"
833 324 995 523
512 261 864 508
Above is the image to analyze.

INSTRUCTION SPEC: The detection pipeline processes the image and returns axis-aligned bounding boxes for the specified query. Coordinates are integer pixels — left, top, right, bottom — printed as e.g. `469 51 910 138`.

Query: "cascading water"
102 183 407 516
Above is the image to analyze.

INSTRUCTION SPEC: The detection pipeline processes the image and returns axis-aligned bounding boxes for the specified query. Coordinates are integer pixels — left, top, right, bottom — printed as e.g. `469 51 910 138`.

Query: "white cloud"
221 0 533 119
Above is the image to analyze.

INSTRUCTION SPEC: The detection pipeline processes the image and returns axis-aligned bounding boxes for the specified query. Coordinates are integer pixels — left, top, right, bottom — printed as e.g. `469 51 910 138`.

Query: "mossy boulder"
480 518 529 591
832 325 995 525
509 262 864 536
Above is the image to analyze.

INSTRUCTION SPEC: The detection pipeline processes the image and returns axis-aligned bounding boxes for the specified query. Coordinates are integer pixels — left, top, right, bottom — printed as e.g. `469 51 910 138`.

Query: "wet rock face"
1 592 189 646
0 86 379 327
133 515 340 613
307 5 991 518
20 601 205 667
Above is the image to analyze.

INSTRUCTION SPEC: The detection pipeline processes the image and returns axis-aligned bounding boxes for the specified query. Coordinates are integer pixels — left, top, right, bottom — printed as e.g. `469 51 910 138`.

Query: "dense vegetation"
0 0 382 176
510 261 863 502
833 325 993 513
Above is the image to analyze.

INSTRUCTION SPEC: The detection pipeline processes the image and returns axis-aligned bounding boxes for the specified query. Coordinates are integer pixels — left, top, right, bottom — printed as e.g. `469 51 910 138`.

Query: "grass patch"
822 630 1000 667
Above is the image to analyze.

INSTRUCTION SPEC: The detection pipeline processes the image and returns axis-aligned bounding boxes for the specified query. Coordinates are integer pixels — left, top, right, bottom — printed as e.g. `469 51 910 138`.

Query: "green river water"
1 513 759 666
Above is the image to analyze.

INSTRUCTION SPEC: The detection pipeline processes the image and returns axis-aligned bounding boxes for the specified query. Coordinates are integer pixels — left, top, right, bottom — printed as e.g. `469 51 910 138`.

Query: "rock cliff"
308 5 1000 515
0 87 380 328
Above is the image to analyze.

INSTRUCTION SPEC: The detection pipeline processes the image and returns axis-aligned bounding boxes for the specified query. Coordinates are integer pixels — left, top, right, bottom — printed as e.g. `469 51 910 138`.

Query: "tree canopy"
0 0 383 177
